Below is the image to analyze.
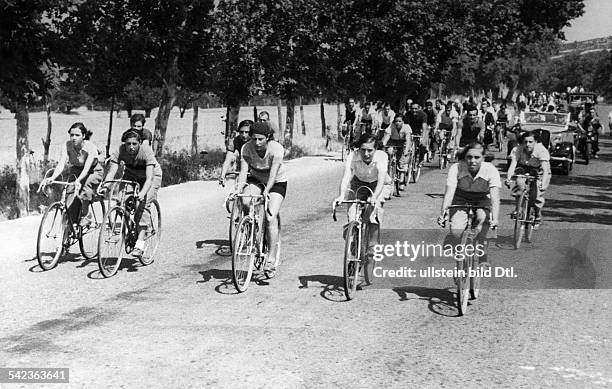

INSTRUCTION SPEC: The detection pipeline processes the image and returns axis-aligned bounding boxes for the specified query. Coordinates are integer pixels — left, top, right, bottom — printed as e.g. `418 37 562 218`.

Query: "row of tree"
0 0 585 216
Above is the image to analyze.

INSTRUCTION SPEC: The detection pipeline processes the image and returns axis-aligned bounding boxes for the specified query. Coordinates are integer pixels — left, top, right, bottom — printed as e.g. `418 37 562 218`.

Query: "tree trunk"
42 96 52 163
253 106 258 121
277 98 284 138
15 102 30 217
144 108 151 118
225 102 240 147
105 96 115 158
299 96 306 136
399 93 409 116
337 102 343 141
154 80 179 156
320 101 326 138
284 97 295 147
180 105 187 118
191 104 199 155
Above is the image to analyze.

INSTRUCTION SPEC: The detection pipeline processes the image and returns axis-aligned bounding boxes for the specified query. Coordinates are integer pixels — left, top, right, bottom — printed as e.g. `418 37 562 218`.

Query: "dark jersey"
228 136 248 157
460 119 482 146
406 110 428 135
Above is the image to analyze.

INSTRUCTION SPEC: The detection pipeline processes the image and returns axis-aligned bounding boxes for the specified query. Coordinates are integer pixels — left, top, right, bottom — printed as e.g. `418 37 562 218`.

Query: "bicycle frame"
235 193 271 269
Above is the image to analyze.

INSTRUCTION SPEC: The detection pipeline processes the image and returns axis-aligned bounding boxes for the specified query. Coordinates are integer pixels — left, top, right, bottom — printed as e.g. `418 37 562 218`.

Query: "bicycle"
437 129 453 170
408 134 423 183
221 172 243 252
231 192 281 292
384 145 402 197
36 169 106 270
439 205 492 316
97 178 162 278
509 173 538 249
341 123 354 162
332 186 380 300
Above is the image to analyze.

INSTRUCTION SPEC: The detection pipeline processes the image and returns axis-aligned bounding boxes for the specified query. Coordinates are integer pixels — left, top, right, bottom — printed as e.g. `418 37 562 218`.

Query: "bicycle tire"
228 199 242 252
98 206 126 278
456 232 472 316
232 216 256 292
37 202 67 271
343 221 361 300
471 240 486 300
140 199 162 266
264 215 282 279
79 198 106 260
412 163 421 183
514 192 527 249
405 152 414 184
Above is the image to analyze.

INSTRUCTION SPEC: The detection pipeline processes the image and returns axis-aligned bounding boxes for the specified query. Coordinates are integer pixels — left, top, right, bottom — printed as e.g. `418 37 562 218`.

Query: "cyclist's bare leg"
265 192 283 263
240 183 262 213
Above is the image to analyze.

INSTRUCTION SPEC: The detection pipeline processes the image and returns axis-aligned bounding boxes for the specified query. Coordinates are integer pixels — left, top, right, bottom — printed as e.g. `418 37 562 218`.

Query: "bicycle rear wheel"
98 206 126 278
343 221 361 301
232 216 256 292
37 202 67 270
79 198 106 260
140 199 162 266
514 193 528 249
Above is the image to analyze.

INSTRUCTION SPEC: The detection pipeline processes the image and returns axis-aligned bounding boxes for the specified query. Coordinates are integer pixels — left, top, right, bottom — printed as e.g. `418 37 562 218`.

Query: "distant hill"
552 36 612 59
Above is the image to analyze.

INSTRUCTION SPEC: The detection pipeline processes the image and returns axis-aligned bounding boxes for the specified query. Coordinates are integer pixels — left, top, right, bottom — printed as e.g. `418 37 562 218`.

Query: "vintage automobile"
567 92 597 122
506 111 575 175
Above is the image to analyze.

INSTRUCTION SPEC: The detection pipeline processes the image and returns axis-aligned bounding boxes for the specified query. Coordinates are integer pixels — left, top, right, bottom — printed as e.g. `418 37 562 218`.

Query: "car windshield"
524 112 568 125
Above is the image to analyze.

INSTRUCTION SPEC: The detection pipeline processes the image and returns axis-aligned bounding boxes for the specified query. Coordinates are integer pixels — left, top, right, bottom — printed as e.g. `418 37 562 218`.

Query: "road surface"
1 138 611 388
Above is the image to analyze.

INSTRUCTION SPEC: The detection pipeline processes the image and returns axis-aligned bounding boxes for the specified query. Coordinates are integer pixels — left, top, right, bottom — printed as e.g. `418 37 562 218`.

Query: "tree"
0 0 71 216
123 79 162 118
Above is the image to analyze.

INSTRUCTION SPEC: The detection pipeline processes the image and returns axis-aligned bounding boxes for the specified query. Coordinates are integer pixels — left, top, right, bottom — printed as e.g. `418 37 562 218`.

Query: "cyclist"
101 130 163 257
360 101 374 135
376 103 395 134
424 101 438 158
219 120 253 186
505 130 551 228
334 133 390 281
481 101 496 150
405 102 429 166
457 106 484 149
438 141 500 245
435 102 458 159
236 121 286 270
344 98 361 141
42 122 104 226
381 114 412 191
121 113 154 147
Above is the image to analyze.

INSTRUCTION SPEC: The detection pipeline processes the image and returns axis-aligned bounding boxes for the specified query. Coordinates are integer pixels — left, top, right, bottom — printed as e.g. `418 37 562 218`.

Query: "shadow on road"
392 286 459 317
196 268 238 294
196 239 232 257
28 252 84 272
298 275 347 302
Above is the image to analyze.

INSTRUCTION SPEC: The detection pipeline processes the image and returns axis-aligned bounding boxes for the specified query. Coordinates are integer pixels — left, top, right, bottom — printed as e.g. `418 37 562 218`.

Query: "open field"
0 103 342 165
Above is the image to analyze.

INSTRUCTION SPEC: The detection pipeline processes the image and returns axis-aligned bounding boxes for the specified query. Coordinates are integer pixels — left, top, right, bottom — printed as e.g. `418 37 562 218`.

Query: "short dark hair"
393 113 404 122
68 122 93 140
355 133 379 149
238 120 253 131
122 130 142 142
458 141 484 160
520 130 539 143
130 113 146 126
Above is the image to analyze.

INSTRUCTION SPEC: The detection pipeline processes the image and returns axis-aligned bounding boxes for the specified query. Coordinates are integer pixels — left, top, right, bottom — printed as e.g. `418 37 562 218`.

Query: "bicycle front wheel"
228 199 242 252
514 193 528 249
140 199 162 266
343 221 361 301
98 206 126 278
525 205 534 244
79 198 106 260
412 162 422 183
232 216 256 292
456 233 472 316
37 202 67 270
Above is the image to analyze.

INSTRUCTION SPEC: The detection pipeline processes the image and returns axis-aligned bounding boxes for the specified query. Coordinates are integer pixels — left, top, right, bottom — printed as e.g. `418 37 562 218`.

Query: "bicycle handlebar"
234 193 273 216
332 199 370 222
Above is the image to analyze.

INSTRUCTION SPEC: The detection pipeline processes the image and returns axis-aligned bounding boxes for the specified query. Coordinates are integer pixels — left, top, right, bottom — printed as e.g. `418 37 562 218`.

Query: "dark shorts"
247 177 287 198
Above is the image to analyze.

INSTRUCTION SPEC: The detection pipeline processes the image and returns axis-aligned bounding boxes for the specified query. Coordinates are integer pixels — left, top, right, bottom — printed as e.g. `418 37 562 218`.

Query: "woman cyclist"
334 133 391 282
42 122 103 226
235 121 286 270
438 141 500 244
100 130 163 258
219 120 252 186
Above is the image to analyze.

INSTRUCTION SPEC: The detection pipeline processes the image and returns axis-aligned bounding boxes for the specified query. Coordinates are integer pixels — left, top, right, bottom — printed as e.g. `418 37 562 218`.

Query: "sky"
563 0 612 42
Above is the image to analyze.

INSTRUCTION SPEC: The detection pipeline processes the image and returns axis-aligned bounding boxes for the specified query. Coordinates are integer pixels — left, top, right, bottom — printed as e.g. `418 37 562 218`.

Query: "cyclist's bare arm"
77 150 97 185
236 156 249 188
541 160 552 189
47 148 68 183
505 155 518 186
336 154 354 201
138 165 154 199
220 150 237 183
440 183 457 217
373 162 386 202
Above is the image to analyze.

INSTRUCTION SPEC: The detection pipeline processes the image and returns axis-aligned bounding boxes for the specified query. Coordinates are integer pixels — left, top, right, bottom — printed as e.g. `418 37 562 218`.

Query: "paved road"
1 138 611 388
